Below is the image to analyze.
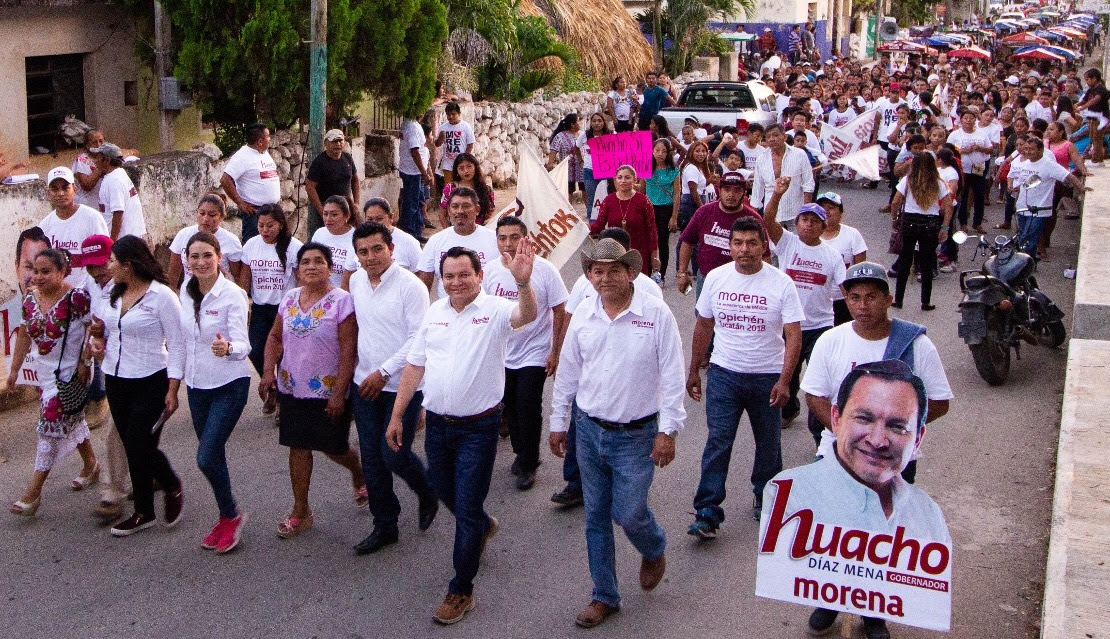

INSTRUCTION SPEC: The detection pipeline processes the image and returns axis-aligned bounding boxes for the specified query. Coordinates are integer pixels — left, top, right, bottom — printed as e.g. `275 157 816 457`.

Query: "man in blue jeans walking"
550 238 686 629
686 217 804 538
349 222 438 555
388 244 537 625
398 116 433 240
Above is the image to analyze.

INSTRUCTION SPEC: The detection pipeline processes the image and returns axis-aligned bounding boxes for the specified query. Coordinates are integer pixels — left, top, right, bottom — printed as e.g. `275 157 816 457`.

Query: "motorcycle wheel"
1037 320 1067 348
970 330 1010 385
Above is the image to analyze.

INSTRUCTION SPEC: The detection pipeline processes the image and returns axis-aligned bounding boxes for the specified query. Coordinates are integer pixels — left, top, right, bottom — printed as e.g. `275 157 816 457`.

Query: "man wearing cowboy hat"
549 238 686 629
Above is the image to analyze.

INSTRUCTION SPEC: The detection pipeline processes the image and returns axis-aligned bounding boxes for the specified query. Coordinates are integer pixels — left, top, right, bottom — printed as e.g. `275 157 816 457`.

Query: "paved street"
0 180 1078 638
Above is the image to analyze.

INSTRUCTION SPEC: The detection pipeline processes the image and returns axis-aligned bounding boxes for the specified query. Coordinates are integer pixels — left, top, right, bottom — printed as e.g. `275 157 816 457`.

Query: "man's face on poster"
831 375 923 492
17 239 49 294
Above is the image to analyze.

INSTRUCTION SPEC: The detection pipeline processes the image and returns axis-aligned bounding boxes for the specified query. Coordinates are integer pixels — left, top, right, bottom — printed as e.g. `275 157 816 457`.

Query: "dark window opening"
26 53 86 154
124 80 138 106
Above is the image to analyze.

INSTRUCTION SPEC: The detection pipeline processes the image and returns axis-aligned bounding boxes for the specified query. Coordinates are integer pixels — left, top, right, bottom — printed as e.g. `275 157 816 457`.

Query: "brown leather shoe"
640 552 666 591
575 600 619 628
433 593 475 625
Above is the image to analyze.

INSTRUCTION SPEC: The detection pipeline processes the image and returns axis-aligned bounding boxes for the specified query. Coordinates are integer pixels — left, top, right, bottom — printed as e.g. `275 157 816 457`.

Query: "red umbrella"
1002 32 1050 45
948 45 992 60
1011 47 1067 61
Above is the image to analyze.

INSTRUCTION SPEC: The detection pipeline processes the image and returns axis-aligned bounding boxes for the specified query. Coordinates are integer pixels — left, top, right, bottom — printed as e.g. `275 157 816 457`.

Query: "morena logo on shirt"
631 320 655 329
717 290 768 305
472 316 490 325
204 309 220 316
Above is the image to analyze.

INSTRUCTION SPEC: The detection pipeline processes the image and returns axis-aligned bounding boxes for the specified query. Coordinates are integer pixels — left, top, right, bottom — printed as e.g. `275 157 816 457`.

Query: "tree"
477 13 577 100
640 0 756 76
144 0 447 126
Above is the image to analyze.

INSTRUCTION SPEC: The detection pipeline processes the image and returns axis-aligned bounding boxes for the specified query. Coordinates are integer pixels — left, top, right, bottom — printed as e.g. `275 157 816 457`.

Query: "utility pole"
154 0 175 152
308 0 327 161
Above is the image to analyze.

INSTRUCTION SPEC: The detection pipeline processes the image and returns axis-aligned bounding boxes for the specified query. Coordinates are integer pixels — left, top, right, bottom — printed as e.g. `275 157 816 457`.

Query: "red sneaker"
216 514 246 554
202 519 227 550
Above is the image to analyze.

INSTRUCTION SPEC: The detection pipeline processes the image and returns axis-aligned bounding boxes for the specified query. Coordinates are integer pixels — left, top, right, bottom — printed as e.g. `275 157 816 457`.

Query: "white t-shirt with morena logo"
695 262 806 374
241 235 304 305
418 225 500 298
310 227 359 287
772 231 846 330
169 224 244 290
39 204 109 286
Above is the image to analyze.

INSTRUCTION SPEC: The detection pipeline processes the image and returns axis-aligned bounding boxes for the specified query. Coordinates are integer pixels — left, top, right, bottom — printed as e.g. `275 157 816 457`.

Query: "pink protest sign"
587 131 653 179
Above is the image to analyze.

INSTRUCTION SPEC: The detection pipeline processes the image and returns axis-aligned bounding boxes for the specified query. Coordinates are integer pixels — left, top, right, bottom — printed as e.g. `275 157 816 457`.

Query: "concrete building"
0 0 203 160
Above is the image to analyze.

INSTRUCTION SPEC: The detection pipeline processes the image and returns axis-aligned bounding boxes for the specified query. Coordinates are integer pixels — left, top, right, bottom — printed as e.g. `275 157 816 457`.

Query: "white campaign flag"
486 145 590 268
550 156 569 198
830 144 881 182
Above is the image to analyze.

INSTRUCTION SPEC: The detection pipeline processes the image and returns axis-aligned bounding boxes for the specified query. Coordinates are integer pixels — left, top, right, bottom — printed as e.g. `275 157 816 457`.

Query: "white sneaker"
939 262 958 273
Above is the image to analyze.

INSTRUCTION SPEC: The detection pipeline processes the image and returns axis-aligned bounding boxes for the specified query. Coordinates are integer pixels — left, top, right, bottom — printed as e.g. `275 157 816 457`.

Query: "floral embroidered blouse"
275 287 354 399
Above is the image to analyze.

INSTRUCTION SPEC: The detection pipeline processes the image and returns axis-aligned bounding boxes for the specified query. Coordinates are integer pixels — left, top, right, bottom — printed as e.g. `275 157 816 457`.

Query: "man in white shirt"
549 238 685 629
686 216 804 538
871 82 907 189
220 123 280 244
388 243 538 625
750 124 815 223
361 198 422 272
550 228 662 509
762 186 847 424
417 187 500 297
1010 137 1091 257
89 143 146 241
1024 87 1056 125
775 359 951 639
947 107 992 233
399 116 434 239
484 216 568 491
434 101 475 185
801 262 952 478
39 166 110 286
349 221 438 556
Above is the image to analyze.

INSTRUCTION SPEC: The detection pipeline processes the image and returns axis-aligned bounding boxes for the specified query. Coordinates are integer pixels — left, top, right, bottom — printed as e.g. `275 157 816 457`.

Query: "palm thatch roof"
520 0 655 82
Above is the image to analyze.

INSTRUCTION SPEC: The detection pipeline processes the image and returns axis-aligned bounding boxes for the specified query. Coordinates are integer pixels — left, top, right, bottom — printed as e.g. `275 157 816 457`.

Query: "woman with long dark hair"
7 248 100 516
548 114 584 197
577 112 613 212
238 204 303 409
260 242 365 539
606 76 637 133
181 232 251 553
642 138 681 284
890 154 953 310
440 153 494 225
94 236 186 536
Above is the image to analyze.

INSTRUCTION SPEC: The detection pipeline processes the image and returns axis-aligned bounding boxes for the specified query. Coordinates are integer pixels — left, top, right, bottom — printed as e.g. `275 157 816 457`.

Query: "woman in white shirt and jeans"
181 232 252 553
93 236 186 537
890 154 953 311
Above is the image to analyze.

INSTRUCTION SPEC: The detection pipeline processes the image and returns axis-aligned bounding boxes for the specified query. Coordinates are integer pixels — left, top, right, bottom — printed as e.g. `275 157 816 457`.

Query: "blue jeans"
694 366 782 525
424 409 501 596
248 303 279 376
583 168 600 217
187 377 250 519
1016 214 1048 258
352 389 435 530
399 172 426 239
240 210 260 244
561 401 581 492
576 412 666 608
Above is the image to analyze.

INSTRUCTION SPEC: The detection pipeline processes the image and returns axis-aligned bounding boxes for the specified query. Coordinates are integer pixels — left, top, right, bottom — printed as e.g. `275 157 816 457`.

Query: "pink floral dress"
275 287 354 400
22 288 92 471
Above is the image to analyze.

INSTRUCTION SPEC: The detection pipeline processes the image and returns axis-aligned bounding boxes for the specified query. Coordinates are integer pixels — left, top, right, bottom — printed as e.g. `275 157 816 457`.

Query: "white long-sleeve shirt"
179 274 251 389
98 280 185 380
751 146 816 222
551 286 687 436
350 263 429 392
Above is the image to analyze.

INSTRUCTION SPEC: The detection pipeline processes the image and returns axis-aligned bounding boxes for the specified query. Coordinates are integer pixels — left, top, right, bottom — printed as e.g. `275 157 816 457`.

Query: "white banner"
756 476 953 632
486 145 590 269
831 145 881 182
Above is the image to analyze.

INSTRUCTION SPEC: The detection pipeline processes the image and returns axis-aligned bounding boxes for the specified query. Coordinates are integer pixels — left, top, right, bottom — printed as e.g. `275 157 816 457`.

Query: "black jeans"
957 172 986 228
503 366 547 473
248 303 279 376
895 214 941 307
653 204 673 278
788 326 830 412
106 370 181 517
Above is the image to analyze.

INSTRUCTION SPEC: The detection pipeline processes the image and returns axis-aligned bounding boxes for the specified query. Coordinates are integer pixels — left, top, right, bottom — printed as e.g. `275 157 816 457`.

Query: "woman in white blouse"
181 232 252 553
890 154 953 311
92 236 186 537
168 194 243 292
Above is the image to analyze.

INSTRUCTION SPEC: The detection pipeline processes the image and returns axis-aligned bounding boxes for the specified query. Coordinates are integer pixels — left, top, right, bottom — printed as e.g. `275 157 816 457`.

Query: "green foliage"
475 12 577 100
638 0 755 76
888 0 941 26
212 122 247 158
445 0 517 59
146 0 447 127
554 60 601 95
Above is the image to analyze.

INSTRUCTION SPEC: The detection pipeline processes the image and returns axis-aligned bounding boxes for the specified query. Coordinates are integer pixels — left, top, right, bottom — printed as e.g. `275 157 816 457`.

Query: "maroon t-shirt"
679 201 765 274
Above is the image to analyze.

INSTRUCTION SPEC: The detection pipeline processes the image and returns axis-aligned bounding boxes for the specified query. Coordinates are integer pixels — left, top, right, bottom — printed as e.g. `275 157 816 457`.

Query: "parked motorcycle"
954 230 1066 385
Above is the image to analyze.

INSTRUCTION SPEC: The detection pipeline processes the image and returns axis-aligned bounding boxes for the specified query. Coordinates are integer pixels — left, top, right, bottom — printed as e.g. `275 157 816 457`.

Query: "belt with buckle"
588 412 658 431
440 403 503 425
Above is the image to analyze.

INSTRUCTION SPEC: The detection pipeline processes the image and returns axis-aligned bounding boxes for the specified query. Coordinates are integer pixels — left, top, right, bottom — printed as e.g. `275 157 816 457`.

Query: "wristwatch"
379 368 391 383
226 343 233 356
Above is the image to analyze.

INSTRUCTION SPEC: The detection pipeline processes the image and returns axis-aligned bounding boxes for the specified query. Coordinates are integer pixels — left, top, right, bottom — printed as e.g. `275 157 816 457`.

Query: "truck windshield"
682 87 757 109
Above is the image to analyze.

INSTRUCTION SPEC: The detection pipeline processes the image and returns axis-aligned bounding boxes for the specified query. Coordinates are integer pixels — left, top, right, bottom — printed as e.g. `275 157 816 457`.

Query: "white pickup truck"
659 80 779 134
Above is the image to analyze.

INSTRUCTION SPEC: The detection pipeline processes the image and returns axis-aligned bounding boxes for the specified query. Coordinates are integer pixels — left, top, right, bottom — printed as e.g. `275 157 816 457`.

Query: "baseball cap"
720 171 750 187
1006 75 1020 85
46 166 75 185
843 261 890 292
324 128 345 141
89 143 123 160
816 191 843 209
888 82 901 92
795 202 827 222
72 234 113 268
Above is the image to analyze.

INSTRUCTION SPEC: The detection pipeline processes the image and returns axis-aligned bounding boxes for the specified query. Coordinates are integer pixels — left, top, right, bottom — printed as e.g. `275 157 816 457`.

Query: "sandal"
277 513 313 539
9 497 41 516
354 486 369 509
72 462 101 491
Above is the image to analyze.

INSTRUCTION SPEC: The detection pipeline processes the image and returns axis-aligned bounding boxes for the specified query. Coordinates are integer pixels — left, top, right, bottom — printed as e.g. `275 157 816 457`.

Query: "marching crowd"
4 27 1103 636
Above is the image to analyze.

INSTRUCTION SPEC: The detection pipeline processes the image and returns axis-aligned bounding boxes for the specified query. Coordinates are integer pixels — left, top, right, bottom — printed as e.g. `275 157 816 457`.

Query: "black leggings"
653 204 673 278
895 215 940 307
957 173 986 228
106 370 181 517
